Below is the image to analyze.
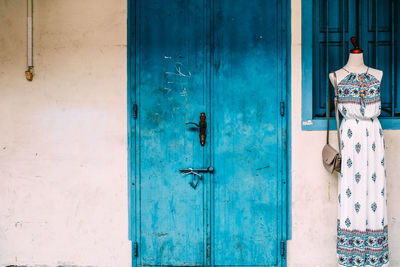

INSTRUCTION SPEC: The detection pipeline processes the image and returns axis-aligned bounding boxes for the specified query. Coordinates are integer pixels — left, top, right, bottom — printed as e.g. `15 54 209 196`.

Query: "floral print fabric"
336 70 389 266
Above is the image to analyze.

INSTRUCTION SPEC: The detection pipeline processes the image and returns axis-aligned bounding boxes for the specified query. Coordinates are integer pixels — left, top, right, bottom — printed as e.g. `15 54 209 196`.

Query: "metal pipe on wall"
25 0 34 81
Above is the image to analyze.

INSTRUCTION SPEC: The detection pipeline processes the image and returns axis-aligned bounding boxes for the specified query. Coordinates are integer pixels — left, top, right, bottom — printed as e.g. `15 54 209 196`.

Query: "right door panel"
211 0 286 266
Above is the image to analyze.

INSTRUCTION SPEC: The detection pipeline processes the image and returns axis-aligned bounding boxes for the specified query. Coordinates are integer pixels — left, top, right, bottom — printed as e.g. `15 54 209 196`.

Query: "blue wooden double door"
129 0 288 266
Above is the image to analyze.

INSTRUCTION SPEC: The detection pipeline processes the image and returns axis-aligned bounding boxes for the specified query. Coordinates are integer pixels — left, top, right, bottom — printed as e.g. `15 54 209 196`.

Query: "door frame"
127 0 292 265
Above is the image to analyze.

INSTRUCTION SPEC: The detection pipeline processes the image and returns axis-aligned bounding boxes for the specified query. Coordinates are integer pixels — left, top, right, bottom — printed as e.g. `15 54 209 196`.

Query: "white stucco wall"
0 0 399 267
288 0 400 266
0 0 130 266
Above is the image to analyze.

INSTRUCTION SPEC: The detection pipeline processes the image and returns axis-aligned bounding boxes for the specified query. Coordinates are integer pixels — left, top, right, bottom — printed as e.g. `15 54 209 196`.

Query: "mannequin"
331 37 389 267
329 52 383 87
330 37 383 86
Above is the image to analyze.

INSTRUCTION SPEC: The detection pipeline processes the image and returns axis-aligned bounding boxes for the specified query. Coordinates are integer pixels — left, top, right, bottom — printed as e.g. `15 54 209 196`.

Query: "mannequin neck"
343 53 368 73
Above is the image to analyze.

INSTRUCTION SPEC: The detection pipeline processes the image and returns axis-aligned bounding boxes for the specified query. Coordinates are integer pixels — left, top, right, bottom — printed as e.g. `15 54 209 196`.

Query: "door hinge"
133 103 138 119
280 101 285 117
280 240 286 258
134 241 138 257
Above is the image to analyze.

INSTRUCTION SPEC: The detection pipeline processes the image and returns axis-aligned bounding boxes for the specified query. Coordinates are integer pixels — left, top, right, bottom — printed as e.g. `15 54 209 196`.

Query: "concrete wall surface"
0 0 131 266
0 0 399 267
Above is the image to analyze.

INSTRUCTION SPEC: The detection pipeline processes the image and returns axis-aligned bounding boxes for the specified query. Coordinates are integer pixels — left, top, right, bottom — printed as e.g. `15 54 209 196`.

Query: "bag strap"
326 72 341 152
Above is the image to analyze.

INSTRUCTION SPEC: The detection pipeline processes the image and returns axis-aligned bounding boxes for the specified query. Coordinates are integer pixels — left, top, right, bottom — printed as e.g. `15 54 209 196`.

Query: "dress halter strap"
342 66 369 74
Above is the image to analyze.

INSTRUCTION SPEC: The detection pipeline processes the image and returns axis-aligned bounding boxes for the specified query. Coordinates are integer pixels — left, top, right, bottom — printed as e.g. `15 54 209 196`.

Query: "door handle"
186 112 207 146
179 166 214 173
179 166 214 189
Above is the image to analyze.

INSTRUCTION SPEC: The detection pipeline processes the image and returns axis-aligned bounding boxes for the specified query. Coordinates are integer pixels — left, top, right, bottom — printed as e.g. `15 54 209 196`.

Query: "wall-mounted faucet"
25 0 34 81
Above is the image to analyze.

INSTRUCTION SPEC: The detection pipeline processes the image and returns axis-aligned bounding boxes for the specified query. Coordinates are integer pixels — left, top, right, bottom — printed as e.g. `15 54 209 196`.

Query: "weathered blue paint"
127 2 136 267
302 0 400 130
128 0 289 266
211 1 287 265
134 1 207 265
285 0 292 242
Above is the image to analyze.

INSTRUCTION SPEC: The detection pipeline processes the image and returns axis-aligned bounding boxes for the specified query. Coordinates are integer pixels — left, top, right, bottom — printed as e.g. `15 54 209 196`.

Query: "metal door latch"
186 112 207 146
179 166 214 189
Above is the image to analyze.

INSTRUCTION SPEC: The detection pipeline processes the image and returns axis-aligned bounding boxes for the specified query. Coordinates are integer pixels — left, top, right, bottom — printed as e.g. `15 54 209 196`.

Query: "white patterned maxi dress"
336 68 389 267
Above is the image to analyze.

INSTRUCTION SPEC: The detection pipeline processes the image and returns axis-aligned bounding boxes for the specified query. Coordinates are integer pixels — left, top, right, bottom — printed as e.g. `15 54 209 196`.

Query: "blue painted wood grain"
129 0 289 266
137 0 206 265
211 0 285 265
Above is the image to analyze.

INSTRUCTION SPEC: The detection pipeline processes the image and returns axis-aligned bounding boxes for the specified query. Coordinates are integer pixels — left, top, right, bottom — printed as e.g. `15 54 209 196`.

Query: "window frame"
301 0 400 130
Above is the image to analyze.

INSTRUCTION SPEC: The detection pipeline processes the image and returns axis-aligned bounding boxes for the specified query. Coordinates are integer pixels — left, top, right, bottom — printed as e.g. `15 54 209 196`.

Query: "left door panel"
133 0 208 265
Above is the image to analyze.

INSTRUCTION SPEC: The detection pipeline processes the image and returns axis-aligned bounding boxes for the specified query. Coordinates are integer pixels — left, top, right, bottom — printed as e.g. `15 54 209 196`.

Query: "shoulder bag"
322 72 342 174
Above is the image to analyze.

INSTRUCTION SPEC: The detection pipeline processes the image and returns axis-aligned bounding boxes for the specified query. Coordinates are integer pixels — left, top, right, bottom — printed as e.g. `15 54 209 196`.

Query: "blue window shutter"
303 0 400 130
312 0 357 118
359 0 399 117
